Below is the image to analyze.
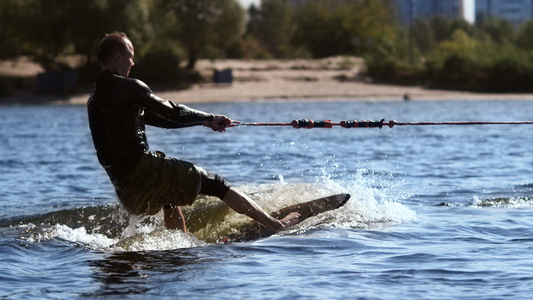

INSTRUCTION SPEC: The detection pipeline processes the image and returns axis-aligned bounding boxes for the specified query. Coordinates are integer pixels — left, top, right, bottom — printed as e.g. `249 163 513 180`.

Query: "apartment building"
394 0 464 25
476 0 533 27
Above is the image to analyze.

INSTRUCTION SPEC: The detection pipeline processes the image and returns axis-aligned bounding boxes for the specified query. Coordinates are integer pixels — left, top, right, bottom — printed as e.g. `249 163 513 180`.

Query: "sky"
238 0 260 9
464 0 475 23
238 0 476 23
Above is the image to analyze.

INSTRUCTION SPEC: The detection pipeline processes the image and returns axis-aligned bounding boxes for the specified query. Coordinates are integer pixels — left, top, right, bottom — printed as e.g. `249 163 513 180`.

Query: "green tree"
436 29 480 53
411 18 436 54
293 0 394 58
164 0 245 70
428 16 474 43
516 20 533 50
349 0 395 54
24 0 76 62
293 0 353 57
428 16 453 42
74 0 153 65
475 17 515 44
0 0 152 68
248 0 295 58
129 1 186 84
0 0 33 59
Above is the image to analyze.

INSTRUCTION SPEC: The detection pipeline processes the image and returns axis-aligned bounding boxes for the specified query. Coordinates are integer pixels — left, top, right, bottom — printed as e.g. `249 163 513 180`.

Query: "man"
88 31 300 233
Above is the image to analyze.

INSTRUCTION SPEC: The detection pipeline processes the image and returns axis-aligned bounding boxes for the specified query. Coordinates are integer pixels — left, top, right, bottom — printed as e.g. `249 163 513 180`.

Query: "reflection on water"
89 249 215 296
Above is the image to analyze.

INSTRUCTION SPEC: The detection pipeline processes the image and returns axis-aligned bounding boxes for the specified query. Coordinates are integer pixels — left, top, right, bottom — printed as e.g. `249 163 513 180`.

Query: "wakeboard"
219 193 351 243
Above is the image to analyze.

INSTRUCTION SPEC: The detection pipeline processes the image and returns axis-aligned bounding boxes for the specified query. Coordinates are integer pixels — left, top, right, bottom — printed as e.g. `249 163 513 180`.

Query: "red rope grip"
291 120 300 128
340 119 385 129
292 119 314 129
314 120 333 128
291 119 333 129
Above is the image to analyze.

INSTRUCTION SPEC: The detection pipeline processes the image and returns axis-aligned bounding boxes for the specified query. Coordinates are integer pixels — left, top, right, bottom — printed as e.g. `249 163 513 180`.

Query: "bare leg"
163 206 187 232
221 187 301 231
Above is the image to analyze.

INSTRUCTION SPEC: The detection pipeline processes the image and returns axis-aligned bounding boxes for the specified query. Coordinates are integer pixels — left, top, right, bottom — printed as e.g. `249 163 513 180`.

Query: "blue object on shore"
36 71 78 94
214 68 233 84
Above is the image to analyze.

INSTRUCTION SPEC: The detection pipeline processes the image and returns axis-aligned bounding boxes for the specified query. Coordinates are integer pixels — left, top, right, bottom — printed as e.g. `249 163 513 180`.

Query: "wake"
3 179 416 252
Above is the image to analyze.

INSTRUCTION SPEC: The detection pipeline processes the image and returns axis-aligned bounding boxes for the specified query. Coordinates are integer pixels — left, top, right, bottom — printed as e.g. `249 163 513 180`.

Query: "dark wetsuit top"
87 70 214 181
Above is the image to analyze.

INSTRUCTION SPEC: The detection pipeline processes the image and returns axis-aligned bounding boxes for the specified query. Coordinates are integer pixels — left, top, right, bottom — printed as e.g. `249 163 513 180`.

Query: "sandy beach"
3 56 533 104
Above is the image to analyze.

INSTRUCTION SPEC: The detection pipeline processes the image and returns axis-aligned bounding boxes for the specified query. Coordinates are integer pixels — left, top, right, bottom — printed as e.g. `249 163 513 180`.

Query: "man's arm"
144 110 231 132
144 110 205 129
125 78 216 126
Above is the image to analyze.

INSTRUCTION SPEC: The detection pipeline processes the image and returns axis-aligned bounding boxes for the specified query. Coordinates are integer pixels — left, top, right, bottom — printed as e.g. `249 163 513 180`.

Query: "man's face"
117 38 135 77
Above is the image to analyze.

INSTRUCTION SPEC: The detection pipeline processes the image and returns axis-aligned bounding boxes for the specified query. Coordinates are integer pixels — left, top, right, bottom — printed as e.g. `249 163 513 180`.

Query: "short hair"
97 31 130 65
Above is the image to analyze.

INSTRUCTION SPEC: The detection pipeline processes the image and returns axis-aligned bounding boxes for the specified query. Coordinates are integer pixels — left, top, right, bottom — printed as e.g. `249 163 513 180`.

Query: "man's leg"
198 170 301 231
163 206 187 232
221 187 301 231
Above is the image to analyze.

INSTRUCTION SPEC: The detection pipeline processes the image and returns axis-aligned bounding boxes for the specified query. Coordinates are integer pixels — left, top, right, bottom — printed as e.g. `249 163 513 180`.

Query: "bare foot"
278 212 302 230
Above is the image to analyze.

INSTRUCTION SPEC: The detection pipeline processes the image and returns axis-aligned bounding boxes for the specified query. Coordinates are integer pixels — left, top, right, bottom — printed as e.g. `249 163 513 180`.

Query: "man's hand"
204 115 231 132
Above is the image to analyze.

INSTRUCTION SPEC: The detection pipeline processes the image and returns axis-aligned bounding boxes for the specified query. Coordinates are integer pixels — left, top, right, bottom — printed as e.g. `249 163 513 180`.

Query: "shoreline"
3 57 533 105
4 83 533 106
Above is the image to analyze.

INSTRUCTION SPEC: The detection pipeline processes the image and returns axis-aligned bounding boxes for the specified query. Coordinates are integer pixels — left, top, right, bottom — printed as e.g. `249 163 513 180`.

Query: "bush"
485 50 533 92
364 46 425 85
0 78 9 96
132 46 185 85
365 41 533 93
425 52 487 90
425 46 533 92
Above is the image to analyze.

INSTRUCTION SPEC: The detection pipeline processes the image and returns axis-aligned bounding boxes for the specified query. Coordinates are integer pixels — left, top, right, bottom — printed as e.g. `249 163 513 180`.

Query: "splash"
189 173 416 241
286 174 417 230
53 224 116 248
9 171 416 251
19 211 206 252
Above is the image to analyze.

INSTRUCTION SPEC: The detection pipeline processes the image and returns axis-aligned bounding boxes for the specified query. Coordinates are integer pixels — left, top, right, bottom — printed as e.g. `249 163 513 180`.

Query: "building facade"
476 0 533 27
394 0 464 25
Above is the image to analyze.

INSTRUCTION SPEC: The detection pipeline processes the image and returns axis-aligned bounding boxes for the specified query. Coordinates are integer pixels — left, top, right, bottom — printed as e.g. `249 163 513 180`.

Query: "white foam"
110 230 205 252
27 170 416 251
473 195 533 208
53 224 116 249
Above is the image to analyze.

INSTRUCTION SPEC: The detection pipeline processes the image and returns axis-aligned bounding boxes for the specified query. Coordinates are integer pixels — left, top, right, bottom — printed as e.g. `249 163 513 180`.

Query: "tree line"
0 0 394 83
1 0 532 92
367 14 533 92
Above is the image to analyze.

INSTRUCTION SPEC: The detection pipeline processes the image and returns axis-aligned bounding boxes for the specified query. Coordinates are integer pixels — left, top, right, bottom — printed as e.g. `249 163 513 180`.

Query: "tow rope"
229 119 533 129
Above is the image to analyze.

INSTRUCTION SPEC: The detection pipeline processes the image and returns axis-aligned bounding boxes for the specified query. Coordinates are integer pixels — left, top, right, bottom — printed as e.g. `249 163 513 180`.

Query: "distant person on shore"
87 31 300 233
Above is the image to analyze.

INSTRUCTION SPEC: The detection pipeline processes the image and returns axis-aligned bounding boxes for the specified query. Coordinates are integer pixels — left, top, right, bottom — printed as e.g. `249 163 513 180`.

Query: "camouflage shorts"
113 151 203 215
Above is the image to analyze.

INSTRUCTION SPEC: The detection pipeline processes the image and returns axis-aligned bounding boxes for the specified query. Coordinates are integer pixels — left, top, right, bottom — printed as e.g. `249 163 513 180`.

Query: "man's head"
97 31 135 77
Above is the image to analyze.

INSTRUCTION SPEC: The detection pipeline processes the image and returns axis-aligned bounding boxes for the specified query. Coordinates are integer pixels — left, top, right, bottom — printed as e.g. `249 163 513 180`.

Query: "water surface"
1 100 533 299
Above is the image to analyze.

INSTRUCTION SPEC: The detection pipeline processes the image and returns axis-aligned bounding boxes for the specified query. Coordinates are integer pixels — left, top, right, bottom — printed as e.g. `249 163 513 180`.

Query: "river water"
1 99 533 299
